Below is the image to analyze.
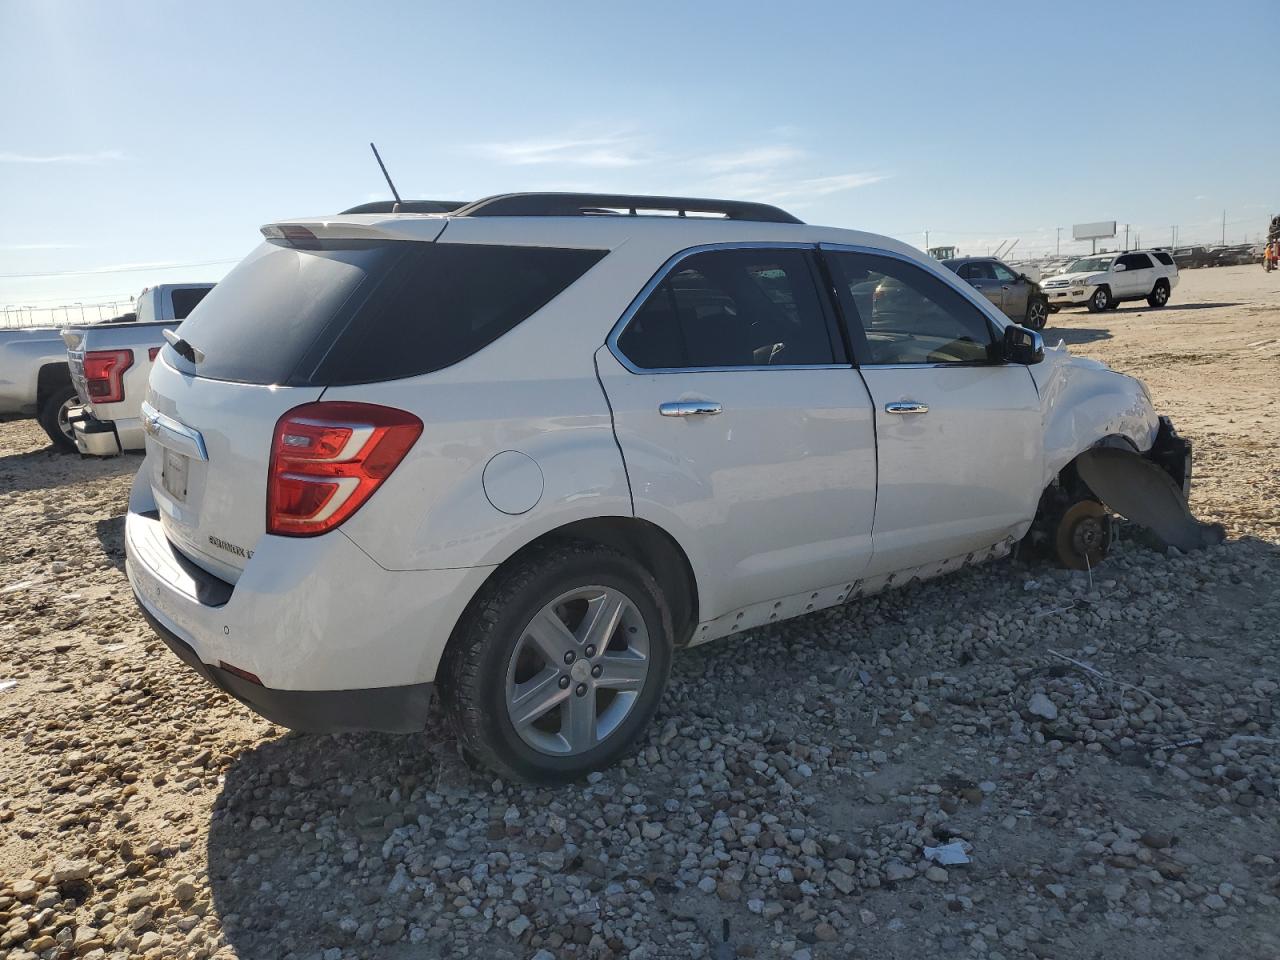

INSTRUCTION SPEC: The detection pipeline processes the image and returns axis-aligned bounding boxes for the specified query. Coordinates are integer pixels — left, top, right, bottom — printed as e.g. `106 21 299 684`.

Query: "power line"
0 258 238 280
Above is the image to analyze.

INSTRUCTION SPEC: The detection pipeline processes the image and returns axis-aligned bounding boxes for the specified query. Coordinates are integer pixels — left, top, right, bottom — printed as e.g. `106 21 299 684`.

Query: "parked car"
941 257 1049 329
62 283 215 456
1172 245 1211 269
1039 249 1179 312
0 325 80 449
126 192 1213 782
1209 244 1256 267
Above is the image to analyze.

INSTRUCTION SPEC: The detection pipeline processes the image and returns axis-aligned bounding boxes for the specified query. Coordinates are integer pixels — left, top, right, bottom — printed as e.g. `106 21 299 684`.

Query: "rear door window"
1118 253 1153 270
169 286 212 319
615 248 840 369
175 241 605 385
1152 251 1174 266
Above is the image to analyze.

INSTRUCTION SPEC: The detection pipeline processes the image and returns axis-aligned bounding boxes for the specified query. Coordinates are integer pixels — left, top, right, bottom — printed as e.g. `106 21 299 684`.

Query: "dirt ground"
2 264 1279 960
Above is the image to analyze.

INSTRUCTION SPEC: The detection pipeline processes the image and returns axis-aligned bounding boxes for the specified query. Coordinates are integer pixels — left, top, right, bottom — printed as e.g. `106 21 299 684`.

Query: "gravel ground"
2 265 1279 960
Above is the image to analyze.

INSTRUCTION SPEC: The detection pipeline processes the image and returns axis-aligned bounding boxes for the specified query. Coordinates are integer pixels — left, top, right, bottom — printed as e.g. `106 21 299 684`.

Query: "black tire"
1054 499 1112 571
1107 298 1121 310
37 384 80 452
1146 280 1170 308
1047 303 1060 314
441 540 674 783
1024 296 1049 330
1086 285 1111 313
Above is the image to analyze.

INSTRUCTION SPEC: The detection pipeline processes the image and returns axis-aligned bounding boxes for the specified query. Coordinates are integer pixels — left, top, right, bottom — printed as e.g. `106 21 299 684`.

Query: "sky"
2 0 1278 323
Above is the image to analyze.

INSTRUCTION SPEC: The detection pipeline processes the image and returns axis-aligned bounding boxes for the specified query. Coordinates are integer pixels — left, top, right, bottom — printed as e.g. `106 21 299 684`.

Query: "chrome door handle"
885 401 929 415
659 400 722 418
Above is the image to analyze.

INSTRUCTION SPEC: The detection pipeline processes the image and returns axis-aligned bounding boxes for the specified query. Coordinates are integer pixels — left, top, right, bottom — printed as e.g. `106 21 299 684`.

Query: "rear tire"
1086 286 1112 313
1147 281 1170 308
38 384 80 453
441 541 673 783
1054 499 1112 570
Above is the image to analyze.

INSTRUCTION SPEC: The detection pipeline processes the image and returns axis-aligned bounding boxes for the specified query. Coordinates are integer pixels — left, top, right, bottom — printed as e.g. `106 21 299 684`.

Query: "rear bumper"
68 407 123 457
135 599 434 733
124 468 486 731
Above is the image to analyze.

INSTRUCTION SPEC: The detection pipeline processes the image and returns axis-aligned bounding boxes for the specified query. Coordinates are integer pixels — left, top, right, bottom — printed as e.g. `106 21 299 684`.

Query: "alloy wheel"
504 585 650 756
57 397 77 442
1028 300 1048 328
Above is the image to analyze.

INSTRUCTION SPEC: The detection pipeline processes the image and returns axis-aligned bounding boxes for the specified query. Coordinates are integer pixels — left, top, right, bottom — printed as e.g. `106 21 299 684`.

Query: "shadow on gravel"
1158 301 1242 311
0 446 136 493
94 514 126 571
207 727 483 960
1043 325 1112 345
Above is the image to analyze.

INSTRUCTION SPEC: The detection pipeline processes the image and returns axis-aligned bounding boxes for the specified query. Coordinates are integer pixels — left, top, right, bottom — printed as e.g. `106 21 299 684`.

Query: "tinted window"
315 243 606 384
1153 251 1174 266
617 248 837 369
827 252 995 365
169 286 211 319
1118 253 1153 270
176 241 604 385
961 261 996 281
991 262 1018 282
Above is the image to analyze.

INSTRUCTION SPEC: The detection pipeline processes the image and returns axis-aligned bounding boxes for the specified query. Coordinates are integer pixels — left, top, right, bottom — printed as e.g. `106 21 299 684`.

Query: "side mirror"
1113 262 1127 272
1003 324 1044 365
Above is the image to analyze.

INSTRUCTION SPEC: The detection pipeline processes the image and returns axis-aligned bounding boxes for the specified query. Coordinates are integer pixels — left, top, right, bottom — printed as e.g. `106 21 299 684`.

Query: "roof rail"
451 192 804 225
340 200 466 214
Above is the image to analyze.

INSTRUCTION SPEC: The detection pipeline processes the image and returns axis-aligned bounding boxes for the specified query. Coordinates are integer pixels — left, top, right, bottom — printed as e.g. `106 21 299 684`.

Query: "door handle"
885 401 929 415
659 400 722 418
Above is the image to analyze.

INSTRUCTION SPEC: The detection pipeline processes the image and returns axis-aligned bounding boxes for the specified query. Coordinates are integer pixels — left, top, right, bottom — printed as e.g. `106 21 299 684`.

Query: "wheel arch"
36 361 72 411
445 516 701 660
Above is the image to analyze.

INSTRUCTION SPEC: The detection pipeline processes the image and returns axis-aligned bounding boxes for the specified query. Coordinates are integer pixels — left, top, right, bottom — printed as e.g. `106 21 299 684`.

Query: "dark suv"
942 257 1049 329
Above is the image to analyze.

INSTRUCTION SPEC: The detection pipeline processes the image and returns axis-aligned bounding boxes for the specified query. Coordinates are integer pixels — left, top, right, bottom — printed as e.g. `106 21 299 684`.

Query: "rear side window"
1152 251 1174 266
313 243 606 384
175 241 605 385
616 248 838 369
169 287 211 319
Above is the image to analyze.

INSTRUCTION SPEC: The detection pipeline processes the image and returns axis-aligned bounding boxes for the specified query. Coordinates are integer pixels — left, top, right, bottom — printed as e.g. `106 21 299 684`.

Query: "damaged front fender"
1075 438 1224 552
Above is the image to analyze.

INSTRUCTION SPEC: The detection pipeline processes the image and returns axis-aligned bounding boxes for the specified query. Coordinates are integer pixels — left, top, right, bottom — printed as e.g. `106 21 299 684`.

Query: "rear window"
175 241 606 385
170 286 212 319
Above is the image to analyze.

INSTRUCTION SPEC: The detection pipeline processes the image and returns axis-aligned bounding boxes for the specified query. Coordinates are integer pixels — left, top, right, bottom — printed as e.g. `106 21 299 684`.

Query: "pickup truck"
0 325 81 450
63 283 215 456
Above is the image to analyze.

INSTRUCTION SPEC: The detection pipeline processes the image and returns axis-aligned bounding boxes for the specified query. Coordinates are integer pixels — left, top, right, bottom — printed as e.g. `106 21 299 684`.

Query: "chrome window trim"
817 241 1011 369
605 241 854 375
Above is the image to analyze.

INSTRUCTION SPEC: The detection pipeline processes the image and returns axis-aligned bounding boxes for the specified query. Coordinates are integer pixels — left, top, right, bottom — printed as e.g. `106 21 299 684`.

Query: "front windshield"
1066 256 1113 274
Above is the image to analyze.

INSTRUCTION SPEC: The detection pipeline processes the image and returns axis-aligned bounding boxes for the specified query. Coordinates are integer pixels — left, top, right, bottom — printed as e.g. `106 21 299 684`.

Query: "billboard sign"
1073 221 1117 241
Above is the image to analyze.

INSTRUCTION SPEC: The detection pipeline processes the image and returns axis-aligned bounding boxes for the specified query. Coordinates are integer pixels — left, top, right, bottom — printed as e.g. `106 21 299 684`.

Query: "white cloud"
0 149 124 164
697 145 807 173
0 243 82 251
474 135 648 168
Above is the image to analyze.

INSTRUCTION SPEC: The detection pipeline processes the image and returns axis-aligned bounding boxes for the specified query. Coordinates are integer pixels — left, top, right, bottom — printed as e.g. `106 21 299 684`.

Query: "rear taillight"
148 346 160 362
267 402 422 537
82 349 133 403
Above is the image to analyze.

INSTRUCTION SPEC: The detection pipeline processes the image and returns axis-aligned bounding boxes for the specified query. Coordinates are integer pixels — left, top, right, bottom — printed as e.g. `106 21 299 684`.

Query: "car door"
959 261 1003 313
596 244 878 621
1115 253 1152 296
823 246 1044 575
991 261 1027 320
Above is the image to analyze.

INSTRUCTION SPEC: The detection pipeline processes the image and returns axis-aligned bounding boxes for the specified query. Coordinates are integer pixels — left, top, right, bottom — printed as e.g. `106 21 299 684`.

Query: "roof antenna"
369 142 403 212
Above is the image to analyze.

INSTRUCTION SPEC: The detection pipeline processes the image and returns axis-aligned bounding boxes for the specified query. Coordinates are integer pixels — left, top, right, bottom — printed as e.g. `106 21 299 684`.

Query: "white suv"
126 193 1209 782
1041 249 1179 313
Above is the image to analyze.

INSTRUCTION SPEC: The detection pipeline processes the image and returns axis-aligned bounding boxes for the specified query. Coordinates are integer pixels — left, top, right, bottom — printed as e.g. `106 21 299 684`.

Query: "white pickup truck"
63 283 214 456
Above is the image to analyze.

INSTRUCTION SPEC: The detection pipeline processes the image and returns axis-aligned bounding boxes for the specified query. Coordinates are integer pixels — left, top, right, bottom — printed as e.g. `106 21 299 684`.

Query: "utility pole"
1123 224 1130 251
1222 210 1226 245
924 229 929 252
1056 227 1062 256
1171 226 1176 248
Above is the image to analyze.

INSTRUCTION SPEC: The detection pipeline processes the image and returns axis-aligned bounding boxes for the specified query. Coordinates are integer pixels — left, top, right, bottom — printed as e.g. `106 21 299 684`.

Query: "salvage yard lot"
2 266 1279 960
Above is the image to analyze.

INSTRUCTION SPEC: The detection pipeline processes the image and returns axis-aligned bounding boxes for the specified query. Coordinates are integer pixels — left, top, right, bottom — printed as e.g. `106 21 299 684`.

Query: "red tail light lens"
267 402 422 537
82 349 134 403
148 346 161 362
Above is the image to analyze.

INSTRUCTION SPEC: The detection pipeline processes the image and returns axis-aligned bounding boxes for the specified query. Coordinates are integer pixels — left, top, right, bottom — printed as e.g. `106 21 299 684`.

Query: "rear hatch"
142 231 441 582
143 219 607 583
